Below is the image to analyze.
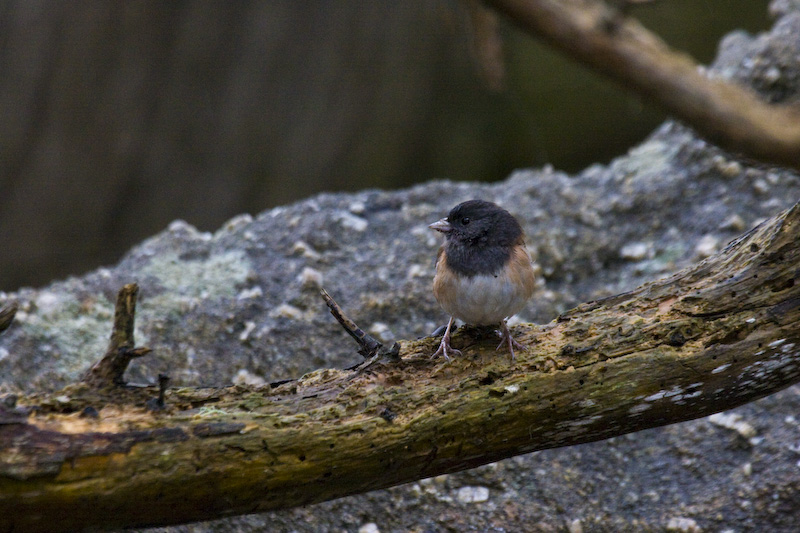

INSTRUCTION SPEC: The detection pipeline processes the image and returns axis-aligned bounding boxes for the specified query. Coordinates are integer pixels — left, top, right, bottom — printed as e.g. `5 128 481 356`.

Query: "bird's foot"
432 317 461 360
497 320 525 361
432 332 462 361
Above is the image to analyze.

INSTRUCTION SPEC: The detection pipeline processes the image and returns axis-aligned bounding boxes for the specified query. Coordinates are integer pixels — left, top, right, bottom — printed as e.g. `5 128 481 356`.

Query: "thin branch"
320 288 400 366
485 0 800 170
320 288 383 358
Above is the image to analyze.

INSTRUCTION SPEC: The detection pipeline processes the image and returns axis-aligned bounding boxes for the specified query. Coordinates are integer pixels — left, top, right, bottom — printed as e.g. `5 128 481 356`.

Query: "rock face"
3 2 800 531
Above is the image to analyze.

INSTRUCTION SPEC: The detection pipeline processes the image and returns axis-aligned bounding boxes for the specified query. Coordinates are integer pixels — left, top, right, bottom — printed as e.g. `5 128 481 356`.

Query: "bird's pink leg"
432 317 462 360
497 319 525 361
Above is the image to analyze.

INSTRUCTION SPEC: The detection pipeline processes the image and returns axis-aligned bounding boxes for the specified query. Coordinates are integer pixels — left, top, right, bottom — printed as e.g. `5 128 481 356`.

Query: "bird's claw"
432 317 461 360
432 334 462 361
497 321 525 361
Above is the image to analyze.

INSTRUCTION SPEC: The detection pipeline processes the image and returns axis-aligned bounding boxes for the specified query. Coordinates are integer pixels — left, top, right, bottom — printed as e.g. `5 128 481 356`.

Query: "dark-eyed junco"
429 199 536 360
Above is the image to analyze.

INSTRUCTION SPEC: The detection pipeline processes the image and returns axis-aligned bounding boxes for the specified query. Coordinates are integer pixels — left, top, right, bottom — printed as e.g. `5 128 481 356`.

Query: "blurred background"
0 1 769 291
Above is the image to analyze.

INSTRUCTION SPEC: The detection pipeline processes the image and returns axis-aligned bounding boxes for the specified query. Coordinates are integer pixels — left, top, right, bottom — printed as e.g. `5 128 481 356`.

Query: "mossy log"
3 202 800 532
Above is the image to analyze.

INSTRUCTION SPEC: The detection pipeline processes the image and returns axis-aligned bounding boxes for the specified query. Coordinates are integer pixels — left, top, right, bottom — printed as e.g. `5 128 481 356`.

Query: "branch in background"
465 0 507 91
485 0 800 170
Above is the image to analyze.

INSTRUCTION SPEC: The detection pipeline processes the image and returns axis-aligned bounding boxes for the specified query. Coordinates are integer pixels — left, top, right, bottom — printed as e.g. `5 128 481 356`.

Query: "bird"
429 199 536 360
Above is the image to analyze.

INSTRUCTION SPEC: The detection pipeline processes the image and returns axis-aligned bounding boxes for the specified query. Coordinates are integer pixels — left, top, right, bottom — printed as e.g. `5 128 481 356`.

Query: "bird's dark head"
429 199 522 247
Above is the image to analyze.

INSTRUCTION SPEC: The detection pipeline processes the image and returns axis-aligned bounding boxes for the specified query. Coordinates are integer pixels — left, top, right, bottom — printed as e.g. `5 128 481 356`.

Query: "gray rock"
3 2 800 532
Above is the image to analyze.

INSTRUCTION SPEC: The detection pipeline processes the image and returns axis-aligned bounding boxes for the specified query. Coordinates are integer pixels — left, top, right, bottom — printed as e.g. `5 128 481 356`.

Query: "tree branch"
485 0 800 170
1 198 800 531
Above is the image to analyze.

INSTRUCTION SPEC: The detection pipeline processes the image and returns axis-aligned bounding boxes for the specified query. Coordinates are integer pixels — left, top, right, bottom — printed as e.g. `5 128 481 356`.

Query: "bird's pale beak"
429 218 451 233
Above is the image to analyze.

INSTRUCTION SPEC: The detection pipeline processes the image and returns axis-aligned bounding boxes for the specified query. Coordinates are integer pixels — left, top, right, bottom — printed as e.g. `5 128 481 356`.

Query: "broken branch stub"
0 302 17 335
83 283 152 387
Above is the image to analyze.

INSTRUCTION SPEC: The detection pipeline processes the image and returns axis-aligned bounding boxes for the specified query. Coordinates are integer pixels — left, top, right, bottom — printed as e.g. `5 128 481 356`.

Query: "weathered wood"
2 202 800 532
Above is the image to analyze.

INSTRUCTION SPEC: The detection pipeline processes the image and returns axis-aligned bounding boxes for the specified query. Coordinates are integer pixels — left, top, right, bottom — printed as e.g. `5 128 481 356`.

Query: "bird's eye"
462 217 470 225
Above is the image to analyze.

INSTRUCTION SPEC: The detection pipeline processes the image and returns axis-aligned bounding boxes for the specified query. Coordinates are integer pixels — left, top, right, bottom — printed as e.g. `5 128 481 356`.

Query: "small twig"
603 0 657 32
320 288 382 359
146 374 171 411
0 302 17 335
83 283 152 387
607 0 657 13
465 0 507 91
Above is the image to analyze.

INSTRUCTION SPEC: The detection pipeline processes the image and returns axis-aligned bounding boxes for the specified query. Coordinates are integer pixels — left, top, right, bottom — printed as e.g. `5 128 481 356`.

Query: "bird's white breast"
435 268 532 326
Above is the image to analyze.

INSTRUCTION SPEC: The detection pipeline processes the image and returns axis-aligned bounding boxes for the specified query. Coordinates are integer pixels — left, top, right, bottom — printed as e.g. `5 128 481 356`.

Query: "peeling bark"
2 202 800 532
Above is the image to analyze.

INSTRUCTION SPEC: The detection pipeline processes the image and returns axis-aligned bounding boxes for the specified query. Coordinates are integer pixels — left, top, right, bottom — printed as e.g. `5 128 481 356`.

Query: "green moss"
19 290 115 378
195 406 230 418
138 249 252 300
